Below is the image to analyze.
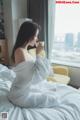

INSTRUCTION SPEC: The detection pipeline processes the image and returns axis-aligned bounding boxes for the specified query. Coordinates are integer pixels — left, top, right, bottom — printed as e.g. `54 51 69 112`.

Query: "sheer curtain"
48 0 56 59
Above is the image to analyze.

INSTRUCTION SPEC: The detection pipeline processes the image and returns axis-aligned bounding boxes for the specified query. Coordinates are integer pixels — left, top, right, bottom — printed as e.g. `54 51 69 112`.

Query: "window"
48 0 80 67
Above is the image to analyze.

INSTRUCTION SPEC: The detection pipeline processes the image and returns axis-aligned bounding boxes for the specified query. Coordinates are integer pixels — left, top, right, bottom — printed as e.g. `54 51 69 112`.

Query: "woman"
8 20 52 107
11 20 43 64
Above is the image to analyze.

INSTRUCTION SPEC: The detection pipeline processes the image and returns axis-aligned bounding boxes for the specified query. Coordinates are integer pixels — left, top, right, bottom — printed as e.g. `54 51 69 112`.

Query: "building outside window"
48 0 80 67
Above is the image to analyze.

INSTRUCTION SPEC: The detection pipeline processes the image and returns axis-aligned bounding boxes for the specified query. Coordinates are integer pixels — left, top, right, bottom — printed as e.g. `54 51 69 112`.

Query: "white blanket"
0 64 80 120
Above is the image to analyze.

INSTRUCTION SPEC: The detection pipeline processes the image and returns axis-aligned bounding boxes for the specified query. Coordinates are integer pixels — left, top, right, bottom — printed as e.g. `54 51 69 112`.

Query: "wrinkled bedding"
0 64 80 120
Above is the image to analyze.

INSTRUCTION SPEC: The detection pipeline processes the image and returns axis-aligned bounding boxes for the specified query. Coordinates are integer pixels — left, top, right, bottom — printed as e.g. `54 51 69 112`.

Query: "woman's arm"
34 42 52 79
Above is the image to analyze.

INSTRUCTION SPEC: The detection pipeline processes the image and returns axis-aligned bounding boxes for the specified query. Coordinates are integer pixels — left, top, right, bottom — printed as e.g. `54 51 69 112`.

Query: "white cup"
39 41 44 47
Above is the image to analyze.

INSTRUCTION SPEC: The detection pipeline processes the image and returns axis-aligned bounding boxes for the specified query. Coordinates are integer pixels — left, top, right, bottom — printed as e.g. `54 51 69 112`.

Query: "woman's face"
29 30 39 47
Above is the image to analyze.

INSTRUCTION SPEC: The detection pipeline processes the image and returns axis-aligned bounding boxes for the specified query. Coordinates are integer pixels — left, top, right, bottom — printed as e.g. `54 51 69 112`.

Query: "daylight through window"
49 1 80 67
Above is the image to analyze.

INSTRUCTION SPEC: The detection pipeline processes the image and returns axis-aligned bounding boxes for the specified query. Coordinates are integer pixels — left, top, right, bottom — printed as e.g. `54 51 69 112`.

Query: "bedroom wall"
3 0 13 59
12 0 27 46
3 0 27 61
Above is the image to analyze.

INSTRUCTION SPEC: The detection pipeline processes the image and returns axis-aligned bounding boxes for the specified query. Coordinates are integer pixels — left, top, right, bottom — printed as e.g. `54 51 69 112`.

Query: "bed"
0 64 80 120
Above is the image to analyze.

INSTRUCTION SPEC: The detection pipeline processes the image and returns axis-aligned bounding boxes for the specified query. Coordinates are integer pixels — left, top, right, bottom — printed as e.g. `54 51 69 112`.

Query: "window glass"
49 1 80 67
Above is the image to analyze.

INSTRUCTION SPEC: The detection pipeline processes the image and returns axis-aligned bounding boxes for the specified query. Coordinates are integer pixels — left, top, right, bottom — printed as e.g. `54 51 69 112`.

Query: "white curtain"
48 0 56 60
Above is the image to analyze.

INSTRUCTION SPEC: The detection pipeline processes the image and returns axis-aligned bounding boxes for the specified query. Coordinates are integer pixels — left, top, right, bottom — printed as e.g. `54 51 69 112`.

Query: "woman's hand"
36 42 44 55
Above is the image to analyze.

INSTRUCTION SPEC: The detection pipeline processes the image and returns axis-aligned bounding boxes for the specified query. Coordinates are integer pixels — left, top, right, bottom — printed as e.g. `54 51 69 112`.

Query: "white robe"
8 56 55 108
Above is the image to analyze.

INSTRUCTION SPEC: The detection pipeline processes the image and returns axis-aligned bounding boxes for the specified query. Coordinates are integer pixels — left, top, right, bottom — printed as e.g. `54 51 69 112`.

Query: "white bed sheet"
0 63 80 120
0 79 80 120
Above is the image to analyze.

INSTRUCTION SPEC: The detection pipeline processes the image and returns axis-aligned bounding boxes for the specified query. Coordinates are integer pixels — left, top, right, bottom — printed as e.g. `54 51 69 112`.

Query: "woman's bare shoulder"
15 48 24 57
15 47 23 54
14 48 26 64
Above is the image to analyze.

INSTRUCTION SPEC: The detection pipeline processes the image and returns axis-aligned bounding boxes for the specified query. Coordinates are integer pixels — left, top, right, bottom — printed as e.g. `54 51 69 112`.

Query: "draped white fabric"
0 62 80 120
8 56 52 107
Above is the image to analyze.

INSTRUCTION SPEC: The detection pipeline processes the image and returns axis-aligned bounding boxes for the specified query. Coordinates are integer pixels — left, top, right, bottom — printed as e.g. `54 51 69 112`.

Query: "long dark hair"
11 21 40 62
